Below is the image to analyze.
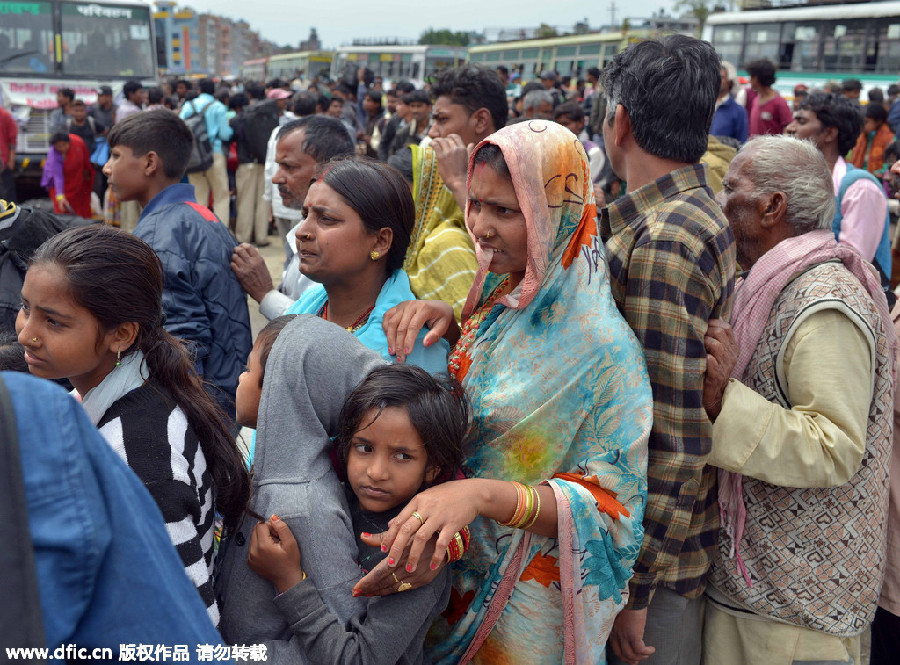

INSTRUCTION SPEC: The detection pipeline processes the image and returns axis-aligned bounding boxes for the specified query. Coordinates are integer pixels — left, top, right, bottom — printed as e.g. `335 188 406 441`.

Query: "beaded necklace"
448 276 510 381
319 301 375 333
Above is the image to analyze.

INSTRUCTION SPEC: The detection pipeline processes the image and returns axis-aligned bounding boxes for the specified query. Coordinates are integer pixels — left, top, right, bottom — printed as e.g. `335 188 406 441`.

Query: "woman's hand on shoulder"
388 480 482 570
353 480 485 597
352 536 443 597
383 300 458 362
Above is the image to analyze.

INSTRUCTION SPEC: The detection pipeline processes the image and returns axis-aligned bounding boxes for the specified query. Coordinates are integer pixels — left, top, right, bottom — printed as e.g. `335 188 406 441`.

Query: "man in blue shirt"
2 372 228 659
179 78 233 224
710 61 748 145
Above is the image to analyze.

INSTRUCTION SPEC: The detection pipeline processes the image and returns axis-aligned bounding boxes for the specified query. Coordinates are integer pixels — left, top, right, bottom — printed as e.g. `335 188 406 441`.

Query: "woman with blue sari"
282 156 448 372
355 121 653 663
244 156 447 466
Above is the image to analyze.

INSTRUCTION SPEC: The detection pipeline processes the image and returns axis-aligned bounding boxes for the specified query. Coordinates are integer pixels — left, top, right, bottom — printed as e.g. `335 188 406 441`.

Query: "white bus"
0 0 157 182
267 50 333 83
330 44 467 89
241 56 268 81
467 31 650 83
705 2 900 97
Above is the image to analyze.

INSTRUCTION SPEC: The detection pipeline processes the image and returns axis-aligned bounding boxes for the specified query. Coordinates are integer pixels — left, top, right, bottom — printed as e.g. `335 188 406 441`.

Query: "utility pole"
610 1 618 28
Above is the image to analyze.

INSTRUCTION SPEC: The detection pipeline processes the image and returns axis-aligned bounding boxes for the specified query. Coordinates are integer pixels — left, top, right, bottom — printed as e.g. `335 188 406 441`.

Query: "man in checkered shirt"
600 35 737 665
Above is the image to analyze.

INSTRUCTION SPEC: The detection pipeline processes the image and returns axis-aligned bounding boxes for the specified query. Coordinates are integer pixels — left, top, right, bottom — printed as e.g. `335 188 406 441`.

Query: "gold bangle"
522 486 542 530
499 481 527 527
522 485 535 528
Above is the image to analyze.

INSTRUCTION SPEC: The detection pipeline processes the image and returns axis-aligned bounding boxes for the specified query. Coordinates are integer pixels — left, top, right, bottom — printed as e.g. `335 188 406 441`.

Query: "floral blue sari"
427 121 653 664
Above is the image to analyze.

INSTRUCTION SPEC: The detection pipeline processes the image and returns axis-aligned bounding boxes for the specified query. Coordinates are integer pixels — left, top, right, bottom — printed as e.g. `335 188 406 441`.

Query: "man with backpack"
230 84 282 246
179 79 233 224
787 92 893 301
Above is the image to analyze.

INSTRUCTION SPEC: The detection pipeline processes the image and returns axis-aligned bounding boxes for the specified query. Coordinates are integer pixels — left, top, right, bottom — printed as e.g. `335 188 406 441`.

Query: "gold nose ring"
32 337 38 343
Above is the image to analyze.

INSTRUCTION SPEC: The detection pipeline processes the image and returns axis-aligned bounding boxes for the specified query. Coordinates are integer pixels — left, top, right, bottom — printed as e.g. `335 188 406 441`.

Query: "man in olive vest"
702 134 894 665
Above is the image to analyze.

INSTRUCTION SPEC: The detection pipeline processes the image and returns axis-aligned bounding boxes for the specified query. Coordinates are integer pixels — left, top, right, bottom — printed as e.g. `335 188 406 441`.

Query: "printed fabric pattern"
427 120 653 665
710 261 893 636
404 145 479 321
285 268 449 374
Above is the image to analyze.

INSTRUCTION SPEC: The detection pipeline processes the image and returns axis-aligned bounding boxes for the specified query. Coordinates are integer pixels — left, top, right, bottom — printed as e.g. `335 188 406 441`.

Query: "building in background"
154 1 274 77
154 1 202 75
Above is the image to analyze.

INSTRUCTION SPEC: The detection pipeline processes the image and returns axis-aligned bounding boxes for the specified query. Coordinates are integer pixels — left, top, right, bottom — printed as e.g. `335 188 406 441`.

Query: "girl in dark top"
16 224 250 624
247 363 468 665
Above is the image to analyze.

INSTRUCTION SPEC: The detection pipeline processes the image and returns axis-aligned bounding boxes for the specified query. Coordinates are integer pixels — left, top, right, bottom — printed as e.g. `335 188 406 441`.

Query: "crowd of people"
1 32 899 665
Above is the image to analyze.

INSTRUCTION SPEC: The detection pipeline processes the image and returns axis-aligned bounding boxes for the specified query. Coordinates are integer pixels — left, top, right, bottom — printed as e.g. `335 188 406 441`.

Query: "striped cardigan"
97 382 218 624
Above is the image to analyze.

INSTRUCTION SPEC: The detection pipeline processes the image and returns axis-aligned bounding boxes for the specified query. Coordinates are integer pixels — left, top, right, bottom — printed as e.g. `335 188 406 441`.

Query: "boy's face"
103 145 148 203
235 342 263 428
71 105 87 122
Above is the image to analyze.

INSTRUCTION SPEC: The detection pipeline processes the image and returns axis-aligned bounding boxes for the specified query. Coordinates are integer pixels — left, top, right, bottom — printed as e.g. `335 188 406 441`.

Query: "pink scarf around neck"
720 229 895 587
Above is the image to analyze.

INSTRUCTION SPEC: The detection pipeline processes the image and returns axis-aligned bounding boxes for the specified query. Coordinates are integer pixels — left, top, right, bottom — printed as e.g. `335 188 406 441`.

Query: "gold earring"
115 350 121 368
370 250 380 261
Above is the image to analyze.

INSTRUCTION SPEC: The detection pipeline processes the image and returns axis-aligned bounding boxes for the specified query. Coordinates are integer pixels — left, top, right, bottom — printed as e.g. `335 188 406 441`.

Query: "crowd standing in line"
1 32 900 665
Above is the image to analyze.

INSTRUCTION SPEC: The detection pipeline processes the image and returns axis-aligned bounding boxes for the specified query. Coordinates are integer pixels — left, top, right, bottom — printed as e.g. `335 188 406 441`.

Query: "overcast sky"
180 0 680 49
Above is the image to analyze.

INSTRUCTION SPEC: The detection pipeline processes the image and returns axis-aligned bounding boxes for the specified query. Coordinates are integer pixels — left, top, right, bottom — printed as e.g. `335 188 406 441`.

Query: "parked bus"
467 31 651 84
267 50 333 83
705 2 900 97
330 44 466 89
241 56 268 81
0 0 157 183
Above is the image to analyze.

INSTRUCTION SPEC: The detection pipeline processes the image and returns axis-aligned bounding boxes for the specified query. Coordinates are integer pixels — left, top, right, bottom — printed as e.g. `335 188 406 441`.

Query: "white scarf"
78 350 149 425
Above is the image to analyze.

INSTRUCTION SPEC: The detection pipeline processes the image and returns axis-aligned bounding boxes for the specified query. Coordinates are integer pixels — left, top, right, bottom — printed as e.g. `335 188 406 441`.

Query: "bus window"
712 25 744 67
744 23 781 65
61 3 154 78
823 20 866 72
0 1 54 74
788 24 820 70
875 23 900 73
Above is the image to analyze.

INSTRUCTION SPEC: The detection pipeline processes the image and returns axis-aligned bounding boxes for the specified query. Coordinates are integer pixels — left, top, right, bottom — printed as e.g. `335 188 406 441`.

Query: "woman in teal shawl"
357 121 653 663
245 157 447 467
283 156 448 374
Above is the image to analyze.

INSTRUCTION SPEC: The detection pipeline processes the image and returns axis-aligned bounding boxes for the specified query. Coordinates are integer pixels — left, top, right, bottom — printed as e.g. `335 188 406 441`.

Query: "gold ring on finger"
411 511 425 526
392 572 401 584
398 581 413 592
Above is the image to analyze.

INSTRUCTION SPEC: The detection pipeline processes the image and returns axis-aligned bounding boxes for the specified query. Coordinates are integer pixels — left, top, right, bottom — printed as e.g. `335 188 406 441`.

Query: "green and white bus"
0 0 157 182
705 1 900 97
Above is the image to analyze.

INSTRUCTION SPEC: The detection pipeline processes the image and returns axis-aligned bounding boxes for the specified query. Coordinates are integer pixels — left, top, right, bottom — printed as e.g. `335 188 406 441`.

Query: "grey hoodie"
216 315 384 661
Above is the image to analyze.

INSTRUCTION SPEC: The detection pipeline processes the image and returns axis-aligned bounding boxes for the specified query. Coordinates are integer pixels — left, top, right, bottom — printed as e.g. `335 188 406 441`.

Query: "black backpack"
241 100 280 163
184 100 215 174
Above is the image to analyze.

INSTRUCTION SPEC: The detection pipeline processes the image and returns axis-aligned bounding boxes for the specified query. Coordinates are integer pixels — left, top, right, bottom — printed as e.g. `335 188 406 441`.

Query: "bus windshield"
0 2 55 75
61 2 154 77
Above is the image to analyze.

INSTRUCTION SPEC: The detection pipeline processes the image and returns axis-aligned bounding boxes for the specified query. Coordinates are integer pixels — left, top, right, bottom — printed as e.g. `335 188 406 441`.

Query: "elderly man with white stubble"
702 134 895 665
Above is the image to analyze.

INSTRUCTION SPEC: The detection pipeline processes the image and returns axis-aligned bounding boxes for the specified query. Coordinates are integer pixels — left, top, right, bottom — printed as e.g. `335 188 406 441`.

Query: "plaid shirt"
600 164 737 609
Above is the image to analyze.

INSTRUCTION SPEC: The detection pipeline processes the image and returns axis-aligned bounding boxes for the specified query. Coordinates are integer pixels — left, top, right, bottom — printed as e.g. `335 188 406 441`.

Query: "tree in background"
537 23 559 39
419 29 470 47
674 0 715 37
